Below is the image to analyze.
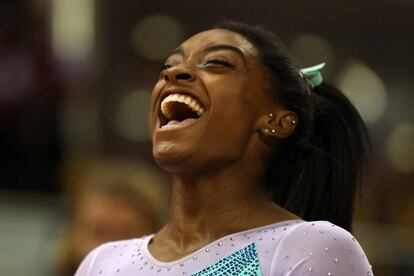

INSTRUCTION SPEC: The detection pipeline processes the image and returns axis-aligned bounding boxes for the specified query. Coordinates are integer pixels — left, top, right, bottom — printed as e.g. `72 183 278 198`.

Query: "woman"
76 22 373 275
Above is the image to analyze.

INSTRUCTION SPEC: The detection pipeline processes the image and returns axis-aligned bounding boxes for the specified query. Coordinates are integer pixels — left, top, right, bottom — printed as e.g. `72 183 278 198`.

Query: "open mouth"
159 93 205 128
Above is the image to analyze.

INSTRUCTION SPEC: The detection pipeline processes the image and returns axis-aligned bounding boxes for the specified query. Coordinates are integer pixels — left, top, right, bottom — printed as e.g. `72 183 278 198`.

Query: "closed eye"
160 64 172 72
203 59 234 68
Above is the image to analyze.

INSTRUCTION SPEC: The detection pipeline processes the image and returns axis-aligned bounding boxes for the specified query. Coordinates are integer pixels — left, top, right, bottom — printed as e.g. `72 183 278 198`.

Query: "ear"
256 109 298 139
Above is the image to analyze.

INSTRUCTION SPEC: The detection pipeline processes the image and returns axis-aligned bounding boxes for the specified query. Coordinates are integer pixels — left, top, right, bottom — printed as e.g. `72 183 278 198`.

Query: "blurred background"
0 0 413 275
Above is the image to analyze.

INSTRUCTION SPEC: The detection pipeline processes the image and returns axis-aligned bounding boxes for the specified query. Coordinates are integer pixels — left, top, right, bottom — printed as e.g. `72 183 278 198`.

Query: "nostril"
176 73 192 80
164 73 170 82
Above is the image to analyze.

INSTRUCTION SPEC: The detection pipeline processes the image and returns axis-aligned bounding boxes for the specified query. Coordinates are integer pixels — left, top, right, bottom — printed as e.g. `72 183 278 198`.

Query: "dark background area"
0 0 413 275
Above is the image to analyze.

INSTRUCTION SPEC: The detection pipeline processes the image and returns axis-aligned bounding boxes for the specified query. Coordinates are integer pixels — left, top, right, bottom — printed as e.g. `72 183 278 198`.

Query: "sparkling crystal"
334 257 339 263
308 267 313 272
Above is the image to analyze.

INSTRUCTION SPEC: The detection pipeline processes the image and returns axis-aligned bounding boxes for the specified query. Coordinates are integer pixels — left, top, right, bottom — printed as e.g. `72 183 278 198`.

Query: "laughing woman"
76 22 373 276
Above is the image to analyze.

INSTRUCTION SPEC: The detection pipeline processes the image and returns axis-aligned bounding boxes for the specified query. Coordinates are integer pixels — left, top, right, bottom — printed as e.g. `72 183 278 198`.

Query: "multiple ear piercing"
261 113 297 137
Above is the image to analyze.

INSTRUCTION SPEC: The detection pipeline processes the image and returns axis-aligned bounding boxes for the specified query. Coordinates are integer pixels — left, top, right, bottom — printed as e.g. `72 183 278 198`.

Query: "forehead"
180 28 257 56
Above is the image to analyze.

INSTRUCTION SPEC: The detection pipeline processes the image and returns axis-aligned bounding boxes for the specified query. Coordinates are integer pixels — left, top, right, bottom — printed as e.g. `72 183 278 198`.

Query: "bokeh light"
386 123 414 173
51 0 95 63
337 60 388 123
114 89 151 142
290 33 335 68
131 14 184 61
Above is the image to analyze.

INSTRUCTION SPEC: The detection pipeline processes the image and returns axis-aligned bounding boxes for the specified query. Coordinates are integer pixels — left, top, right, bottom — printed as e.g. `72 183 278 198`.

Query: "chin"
152 141 194 173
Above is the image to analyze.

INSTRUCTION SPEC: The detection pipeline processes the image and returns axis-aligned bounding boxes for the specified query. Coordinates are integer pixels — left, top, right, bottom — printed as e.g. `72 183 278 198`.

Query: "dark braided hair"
216 21 370 231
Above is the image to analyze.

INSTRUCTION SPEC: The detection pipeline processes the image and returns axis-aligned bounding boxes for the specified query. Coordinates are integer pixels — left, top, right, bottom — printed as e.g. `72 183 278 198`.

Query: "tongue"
166 120 180 126
162 118 197 129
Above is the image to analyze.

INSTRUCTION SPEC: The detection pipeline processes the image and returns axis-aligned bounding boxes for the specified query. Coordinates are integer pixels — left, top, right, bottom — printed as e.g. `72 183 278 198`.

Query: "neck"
156 163 298 250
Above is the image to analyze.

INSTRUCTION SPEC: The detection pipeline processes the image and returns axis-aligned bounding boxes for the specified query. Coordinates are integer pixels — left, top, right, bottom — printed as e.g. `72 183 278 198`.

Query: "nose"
164 65 196 83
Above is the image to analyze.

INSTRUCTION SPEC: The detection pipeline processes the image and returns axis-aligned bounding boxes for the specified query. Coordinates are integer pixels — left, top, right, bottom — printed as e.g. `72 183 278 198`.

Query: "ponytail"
216 21 371 231
268 83 370 231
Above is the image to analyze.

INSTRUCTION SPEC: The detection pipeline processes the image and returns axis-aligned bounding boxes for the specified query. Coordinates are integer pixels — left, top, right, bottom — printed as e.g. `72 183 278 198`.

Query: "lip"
156 86 208 129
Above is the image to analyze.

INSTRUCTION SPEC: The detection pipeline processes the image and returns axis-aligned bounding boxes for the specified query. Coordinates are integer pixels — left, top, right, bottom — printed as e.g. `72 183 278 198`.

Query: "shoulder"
270 221 373 275
74 236 149 276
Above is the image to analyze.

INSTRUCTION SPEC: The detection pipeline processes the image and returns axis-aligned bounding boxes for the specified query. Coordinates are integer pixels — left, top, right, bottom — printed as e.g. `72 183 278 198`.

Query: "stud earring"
268 113 274 120
292 120 296 125
271 129 276 134
261 128 270 136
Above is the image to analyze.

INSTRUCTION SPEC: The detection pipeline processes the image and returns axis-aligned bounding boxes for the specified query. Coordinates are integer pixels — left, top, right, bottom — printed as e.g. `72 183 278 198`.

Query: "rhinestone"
117 269 120 272
311 223 315 226
144 262 148 265
139 267 143 270
324 247 328 252
230 237 235 241
328 273 332 276
180 263 184 267
231 243 235 247
333 236 337 240
334 257 339 263
157 268 161 272
284 255 290 260
283 227 287 231
319 230 324 234
271 129 276 133
150 266 154 270
303 232 307 235
193 256 197 260
167 267 171 271
218 242 222 246
259 238 262 241
352 237 356 241
205 249 210 253
309 252 314 257
308 267 313 272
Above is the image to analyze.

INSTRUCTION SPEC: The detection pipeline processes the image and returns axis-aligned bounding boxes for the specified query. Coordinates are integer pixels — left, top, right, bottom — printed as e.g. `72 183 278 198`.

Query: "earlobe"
257 111 298 139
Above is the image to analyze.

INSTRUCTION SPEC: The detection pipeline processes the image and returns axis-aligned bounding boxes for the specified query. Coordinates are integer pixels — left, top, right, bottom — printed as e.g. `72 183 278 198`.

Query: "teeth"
161 93 205 119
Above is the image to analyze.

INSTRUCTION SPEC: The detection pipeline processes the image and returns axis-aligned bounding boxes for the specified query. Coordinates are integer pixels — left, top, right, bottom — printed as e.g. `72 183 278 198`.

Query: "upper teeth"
161 93 205 118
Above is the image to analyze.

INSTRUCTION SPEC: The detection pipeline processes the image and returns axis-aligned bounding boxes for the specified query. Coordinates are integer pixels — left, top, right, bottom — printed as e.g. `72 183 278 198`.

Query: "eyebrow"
168 44 247 64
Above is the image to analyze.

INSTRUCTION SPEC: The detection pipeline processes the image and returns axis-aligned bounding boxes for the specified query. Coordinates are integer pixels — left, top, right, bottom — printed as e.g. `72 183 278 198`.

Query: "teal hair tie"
300 62 326 89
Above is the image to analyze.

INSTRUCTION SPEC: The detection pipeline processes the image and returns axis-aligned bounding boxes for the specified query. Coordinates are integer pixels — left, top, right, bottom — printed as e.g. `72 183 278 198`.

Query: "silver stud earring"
271 129 276 134
261 128 270 136
292 120 296 125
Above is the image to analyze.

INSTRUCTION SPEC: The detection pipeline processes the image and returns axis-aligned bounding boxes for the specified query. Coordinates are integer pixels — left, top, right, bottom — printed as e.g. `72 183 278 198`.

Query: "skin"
148 29 299 261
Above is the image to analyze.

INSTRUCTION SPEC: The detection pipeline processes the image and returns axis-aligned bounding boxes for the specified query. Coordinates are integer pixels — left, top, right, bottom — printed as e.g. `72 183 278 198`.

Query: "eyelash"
160 58 234 73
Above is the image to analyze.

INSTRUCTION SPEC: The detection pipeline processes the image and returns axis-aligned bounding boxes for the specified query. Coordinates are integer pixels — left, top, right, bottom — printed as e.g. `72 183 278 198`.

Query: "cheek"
204 76 258 147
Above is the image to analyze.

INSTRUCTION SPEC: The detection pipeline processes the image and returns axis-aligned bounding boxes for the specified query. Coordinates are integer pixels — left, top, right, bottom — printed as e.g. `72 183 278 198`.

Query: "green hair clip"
299 62 326 89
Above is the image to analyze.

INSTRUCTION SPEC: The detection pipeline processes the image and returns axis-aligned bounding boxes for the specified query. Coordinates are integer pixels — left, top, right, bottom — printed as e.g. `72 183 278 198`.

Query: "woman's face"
149 28 277 173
